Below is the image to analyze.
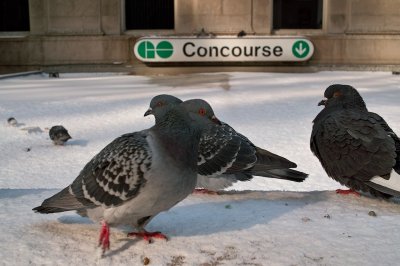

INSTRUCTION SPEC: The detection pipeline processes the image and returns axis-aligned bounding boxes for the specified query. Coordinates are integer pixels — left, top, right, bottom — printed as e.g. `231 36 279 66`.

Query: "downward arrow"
295 43 306 55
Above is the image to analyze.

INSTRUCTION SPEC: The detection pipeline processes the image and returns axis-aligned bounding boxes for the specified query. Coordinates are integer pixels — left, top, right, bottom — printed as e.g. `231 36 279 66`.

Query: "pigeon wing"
219 123 257 172
369 112 400 174
197 124 243 178
70 131 152 208
311 110 396 182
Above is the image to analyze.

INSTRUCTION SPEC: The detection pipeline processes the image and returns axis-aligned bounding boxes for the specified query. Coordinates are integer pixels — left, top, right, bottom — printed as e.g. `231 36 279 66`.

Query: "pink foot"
99 221 110 253
193 188 218 195
336 189 360 196
127 231 168 243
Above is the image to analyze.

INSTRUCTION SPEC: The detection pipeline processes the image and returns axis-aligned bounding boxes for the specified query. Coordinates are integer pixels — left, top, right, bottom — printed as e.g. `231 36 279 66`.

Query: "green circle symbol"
292 40 310 59
137 41 155 59
156 41 173 58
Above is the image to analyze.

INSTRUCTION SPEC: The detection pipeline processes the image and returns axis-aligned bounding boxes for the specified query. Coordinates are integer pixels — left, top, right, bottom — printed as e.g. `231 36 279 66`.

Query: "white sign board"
133 37 314 63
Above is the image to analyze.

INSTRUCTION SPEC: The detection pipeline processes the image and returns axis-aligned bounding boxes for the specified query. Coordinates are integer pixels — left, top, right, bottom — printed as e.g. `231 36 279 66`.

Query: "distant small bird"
7 117 18 127
237 30 246 37
33 95 211 254
49 125 71 145
48 72 59 78
311 84 400 198
196 28 215 38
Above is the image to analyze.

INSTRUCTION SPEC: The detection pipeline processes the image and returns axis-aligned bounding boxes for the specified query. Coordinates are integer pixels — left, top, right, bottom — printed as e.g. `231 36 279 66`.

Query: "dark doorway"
273 0 323 30
0 0 30 31
125 0 174 30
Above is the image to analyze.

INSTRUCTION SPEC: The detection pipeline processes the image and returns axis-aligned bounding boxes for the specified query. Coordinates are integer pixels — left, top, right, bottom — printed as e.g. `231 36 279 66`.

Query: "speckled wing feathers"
219 123 257 172
197 124 247 178
197 120 306 186
70 131 152 208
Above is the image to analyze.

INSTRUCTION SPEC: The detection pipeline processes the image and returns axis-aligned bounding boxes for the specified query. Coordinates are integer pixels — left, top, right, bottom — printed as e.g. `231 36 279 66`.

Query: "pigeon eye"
156 101 164 107
198 108 206 116
333 91 342 98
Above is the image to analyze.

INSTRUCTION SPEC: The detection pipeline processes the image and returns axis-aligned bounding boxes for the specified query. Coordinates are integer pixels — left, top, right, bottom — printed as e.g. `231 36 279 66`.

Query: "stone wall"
29 0 121 35
1 0 400 73
348 0 400 33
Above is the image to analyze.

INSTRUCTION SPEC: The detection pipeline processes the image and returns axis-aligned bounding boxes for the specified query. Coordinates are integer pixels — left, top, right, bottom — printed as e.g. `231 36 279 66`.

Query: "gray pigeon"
196 28 215 38
49 125 72 145
33 95 207 253
181 99 308 191
311 84 400 198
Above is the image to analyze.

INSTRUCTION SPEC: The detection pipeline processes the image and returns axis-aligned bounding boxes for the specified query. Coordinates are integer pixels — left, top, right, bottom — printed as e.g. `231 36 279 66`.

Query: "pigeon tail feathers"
251 168 308 182
368 171 400 197
33 187 93 213
251 147 297 171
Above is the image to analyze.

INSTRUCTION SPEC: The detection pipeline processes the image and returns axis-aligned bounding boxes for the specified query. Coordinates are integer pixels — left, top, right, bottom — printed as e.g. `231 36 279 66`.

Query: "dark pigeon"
7 117 18 127
49 125 71 145
33 95 210 254
237 30 247 37
311 84 400 198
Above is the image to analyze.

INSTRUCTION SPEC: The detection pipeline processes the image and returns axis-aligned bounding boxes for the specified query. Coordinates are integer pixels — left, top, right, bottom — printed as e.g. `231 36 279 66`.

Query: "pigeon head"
181 99 222 125
318 84 367 110
144 94 183 117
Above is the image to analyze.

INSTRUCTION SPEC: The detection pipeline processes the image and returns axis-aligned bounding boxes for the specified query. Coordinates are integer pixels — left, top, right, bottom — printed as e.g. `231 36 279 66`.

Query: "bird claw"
127 231 168 243
99 221 110 253
336 189 360 196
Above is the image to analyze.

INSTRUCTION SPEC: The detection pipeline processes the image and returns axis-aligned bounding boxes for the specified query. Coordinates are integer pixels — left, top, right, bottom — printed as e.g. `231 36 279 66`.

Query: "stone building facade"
0 0 399 73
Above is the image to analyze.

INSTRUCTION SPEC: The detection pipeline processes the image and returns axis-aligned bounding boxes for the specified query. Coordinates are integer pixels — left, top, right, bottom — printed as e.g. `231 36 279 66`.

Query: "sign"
134 37 314 63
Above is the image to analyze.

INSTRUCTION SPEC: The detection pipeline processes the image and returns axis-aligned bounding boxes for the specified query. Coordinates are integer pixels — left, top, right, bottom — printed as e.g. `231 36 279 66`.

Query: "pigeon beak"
211 115 222 125
144 108 153 117
318 99 327 106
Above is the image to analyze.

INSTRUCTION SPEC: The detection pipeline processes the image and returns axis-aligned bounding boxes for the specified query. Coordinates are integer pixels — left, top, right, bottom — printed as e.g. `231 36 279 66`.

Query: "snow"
0 71 399 265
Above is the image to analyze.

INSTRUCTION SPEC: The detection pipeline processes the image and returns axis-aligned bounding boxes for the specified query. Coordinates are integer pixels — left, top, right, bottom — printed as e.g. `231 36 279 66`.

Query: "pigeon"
48 72 60 78
310 84 400 198
181 99 309 191
196 28 215 38
7 117 18 127
33 95 207 253
237 30 247 37
49 125 72 145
